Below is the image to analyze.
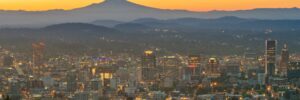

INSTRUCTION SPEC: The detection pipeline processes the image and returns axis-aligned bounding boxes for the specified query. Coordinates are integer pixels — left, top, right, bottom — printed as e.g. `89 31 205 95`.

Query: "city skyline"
0 0 300 11
1 0 300 99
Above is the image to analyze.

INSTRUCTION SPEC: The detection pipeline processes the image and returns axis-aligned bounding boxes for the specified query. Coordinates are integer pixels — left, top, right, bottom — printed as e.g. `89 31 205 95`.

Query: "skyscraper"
186 55 202 80
206 57 220 78
67 70 77 92
188 55 201 68
202 58 221 78
279 44 289 76
159 56 179 79
100 69 113 87
265 40 277 76
141 50 157 82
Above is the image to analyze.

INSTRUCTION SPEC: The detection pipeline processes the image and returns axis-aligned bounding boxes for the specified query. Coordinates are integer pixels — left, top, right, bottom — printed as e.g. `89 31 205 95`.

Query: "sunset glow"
0 0 299 11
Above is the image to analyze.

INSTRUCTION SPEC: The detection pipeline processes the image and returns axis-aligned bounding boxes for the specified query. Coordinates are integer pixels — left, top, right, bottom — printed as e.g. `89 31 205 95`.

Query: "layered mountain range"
1 0 300 27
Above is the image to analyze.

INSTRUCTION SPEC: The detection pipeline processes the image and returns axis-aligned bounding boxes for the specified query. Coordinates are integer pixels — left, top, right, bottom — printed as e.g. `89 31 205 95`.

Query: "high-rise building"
188 55 201 68
208 58 218 73
206 57 220 78
141 50 157 82
3 55 14 67
159 56 180 80
279 44 289 76
287 61 300 79
100 68 113 87
265 40 277 76
160 56 179 73
32 42 45 68
67 70 77 92
184 55 202 80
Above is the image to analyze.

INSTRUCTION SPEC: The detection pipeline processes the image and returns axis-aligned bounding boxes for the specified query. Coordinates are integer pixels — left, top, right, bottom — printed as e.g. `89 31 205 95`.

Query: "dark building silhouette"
265 40 277 76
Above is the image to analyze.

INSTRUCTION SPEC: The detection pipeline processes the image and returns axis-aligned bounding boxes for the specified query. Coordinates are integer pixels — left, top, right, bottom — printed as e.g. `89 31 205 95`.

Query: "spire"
283 44 287 49
282 43 288 51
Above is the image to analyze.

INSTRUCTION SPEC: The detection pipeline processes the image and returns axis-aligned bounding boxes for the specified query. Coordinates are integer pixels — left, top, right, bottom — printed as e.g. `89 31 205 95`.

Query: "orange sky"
0 0 299 11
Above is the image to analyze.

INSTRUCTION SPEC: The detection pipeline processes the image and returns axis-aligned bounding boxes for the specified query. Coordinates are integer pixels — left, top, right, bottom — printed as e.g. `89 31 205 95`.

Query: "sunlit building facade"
279 44 289 76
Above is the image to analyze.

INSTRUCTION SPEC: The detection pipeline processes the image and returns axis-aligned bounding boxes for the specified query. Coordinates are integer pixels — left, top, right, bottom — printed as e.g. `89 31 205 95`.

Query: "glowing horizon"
0 0 299 11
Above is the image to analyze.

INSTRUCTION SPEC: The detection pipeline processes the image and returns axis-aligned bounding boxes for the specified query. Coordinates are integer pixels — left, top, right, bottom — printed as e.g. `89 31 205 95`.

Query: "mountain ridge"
0 0 298 13
1 0 300 28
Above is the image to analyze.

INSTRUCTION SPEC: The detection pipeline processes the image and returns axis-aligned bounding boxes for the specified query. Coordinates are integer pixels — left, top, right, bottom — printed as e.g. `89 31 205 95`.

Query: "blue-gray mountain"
1 16 300 55
0 0 300 28
115 16 300 32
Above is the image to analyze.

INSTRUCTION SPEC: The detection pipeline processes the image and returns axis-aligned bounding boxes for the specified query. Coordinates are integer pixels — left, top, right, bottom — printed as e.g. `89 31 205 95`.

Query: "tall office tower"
207 58 219 74
186 55 202 80
160 56 179 71
100 68 113 87
67 70 77 92
188 55 201 68
32 42 45 68
141 50 157 82
160 56 180 79
205 57 220 78
265 40 277 76
279 44 289 76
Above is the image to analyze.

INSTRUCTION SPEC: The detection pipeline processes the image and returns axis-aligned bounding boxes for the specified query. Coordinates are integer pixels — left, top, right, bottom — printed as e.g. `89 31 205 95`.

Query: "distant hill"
91 20 124 27
113 16 300 32
0 23 119 40
1 21 300 55
114 23 151 32
43 23 117 33
0 0 300 27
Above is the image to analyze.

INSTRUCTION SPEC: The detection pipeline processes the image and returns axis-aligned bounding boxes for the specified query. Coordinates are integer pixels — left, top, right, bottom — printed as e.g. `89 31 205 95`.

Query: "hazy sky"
0 0 299 11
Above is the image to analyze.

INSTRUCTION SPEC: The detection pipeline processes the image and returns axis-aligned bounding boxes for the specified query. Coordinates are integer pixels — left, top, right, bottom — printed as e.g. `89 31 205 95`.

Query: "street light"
211 82 218 93
267 85 271 92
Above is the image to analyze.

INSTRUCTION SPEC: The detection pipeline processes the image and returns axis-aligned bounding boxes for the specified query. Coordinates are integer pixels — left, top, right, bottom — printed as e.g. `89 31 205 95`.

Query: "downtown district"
0 39 300 100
